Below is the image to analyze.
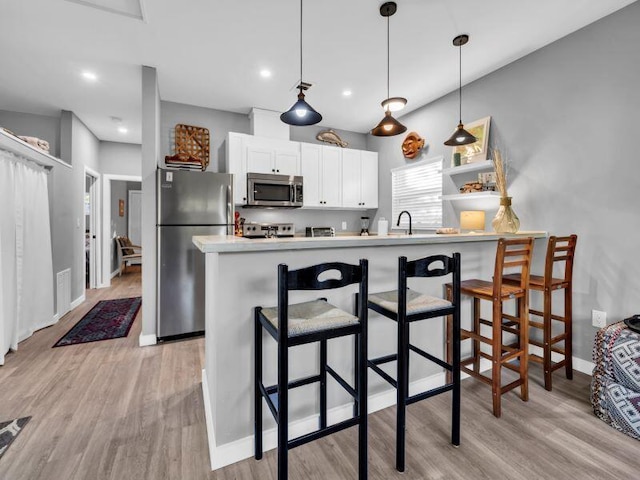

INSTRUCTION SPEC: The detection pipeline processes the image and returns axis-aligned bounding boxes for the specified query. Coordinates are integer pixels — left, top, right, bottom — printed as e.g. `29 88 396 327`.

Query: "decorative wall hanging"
119 199 125 217
450 116 491 164
165 123 210 171
401 132 425 159
316 129 348 148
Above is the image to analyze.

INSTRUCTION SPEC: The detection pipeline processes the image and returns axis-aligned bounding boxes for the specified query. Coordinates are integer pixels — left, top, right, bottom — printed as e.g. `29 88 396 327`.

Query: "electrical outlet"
592 310 607 328
341 221 347 230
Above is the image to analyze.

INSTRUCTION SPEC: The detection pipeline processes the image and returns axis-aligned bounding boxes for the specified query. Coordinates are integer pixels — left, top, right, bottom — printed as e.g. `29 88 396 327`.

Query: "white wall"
368 2 640 361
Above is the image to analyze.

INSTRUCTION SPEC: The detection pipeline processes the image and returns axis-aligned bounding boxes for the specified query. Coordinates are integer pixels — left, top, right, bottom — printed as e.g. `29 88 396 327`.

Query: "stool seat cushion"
260 299 358 337
368 289 451 315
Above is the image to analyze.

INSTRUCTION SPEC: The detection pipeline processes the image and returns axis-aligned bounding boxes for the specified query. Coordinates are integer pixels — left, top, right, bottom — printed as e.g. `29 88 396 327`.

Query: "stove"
242 222 295 238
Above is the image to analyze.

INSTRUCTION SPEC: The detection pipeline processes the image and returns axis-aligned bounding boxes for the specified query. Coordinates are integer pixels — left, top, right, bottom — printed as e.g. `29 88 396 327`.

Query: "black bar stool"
366 253 461 473
255 260 369 480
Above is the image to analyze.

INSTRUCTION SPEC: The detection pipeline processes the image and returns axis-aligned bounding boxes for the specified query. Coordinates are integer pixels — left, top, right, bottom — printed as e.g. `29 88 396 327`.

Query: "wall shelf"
442 191 501 210
442 160 493 176
0 128 70 170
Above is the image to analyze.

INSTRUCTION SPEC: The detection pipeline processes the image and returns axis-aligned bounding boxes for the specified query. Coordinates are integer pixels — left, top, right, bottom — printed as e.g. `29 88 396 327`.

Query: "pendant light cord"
386 14 390 101
458 41 462 124
299 0 303 88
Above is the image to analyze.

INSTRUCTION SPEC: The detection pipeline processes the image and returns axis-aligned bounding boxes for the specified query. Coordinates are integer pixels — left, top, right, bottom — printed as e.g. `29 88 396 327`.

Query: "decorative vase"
492 196 520 233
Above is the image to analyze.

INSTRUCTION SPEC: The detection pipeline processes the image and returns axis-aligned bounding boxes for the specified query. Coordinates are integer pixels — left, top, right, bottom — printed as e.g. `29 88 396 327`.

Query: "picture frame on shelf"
451 116 491 165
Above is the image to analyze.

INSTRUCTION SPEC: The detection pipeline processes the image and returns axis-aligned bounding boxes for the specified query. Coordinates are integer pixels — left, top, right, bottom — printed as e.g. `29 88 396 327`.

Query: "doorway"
101 174 142 288
84 167 101 290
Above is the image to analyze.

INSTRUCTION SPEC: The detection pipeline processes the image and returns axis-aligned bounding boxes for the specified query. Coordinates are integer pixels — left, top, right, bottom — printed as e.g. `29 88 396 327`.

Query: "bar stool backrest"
493 237 534 297
544 235 578 286
277 260 369 339
399 253 461 316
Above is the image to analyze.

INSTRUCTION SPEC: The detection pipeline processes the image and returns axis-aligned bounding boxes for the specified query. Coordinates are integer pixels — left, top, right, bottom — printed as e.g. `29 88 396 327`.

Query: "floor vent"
56 269 71 319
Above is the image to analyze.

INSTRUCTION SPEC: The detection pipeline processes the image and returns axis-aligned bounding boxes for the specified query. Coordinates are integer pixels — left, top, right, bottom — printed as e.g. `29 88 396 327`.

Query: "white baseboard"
528 344 593 376
203 360 491 471
70 294 85 311
51 313 59 324
138 333 157 347
111 269 119 279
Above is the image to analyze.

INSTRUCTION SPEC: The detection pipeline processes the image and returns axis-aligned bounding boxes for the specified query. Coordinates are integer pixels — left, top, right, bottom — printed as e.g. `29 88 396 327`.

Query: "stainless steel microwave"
246 172 303 208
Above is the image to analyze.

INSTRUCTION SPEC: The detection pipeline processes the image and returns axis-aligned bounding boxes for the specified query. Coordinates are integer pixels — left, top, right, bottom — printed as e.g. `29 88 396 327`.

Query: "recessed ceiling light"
343 90 352 97
260 69 272 78
118 126 128 134
81 71 98 82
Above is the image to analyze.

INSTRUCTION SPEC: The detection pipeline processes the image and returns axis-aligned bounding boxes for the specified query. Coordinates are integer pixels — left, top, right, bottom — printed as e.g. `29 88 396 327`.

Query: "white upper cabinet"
226 133 301 204
227 132 378 209
341 149 378 209
300 144 342 208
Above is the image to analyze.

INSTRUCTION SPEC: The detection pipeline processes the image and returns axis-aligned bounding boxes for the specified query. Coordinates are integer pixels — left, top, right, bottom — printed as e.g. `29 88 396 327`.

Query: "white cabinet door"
275 148 300 175
226 132 246 204
341 149 361 208
301 143 322 207
360 151 378 208
246 146 275 174
322 146 342 207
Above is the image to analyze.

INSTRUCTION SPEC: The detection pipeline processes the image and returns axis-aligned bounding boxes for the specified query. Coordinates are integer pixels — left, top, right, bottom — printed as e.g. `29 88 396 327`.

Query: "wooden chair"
446 237 534 418
367 253 461 473
116 236 142 276
254 260 369 480
503 235 577 390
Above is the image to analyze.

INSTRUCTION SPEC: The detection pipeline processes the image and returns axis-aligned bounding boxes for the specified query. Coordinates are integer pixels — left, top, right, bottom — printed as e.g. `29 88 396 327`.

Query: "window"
391 156 443 229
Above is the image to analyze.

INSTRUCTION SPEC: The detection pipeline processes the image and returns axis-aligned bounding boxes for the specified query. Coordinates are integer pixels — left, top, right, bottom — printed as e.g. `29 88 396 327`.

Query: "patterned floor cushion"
591 321 640 440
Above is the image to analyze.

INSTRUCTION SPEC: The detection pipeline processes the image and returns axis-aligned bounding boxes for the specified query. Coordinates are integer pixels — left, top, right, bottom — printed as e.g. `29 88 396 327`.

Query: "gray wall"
368 2 640 362
161 100 250 172
0 109 60 157
99 141 142 176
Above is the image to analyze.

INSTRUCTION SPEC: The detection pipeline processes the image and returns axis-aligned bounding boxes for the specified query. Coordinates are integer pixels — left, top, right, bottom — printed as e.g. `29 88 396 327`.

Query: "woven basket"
165 124 210 171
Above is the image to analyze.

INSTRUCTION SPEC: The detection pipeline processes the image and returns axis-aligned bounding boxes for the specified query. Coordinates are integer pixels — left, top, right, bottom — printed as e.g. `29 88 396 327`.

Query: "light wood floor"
1 269 638 479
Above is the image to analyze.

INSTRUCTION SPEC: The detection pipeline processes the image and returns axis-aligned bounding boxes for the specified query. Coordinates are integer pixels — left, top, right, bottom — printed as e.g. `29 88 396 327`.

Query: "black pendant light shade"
444 123 476 146
371 1 406 137
281 0 322 126
444 34 476 146
281 88 322 126
371 110 407 137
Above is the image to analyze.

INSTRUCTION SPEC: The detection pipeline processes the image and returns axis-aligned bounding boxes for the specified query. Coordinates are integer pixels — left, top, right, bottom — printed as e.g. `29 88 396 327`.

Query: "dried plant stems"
492 149 508 197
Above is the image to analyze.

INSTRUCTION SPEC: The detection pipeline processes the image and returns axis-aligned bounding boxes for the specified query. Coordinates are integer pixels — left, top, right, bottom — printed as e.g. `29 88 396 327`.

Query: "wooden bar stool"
254 260 369 480
503 234 577 391
446 237 533 418
366 253 461 473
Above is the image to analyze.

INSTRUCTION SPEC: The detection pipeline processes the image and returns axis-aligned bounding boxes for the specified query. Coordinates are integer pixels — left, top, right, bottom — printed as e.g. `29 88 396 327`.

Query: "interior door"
128 190 142 263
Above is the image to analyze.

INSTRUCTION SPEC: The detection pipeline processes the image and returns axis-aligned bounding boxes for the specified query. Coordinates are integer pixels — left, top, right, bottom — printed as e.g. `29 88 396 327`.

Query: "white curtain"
0 150 54 365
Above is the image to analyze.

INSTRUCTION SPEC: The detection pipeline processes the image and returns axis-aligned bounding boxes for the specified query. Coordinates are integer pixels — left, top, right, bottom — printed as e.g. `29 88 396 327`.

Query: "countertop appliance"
305 227 335 237
246 172 303 208
242 222 295 238
157 168 233 339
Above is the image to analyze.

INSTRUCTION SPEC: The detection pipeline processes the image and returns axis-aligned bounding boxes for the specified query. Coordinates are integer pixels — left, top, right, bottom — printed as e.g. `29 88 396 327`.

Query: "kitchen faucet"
397 210 412 235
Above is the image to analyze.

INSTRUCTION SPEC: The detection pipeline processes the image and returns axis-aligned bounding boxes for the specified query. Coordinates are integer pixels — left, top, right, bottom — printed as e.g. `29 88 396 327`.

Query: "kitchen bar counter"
195 231 546 470
193 231 546 253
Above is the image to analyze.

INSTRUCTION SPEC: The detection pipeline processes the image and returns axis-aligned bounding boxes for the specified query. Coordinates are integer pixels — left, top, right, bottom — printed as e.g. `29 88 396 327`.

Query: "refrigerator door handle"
227 182 234 234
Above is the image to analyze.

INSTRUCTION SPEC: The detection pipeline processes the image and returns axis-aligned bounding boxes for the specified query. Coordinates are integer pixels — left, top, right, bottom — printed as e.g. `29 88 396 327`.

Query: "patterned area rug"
53 297 141 347
0 417 31 460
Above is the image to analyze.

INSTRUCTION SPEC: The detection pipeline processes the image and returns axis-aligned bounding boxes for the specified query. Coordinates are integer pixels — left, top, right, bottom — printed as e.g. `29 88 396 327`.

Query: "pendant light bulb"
281 0 322 126
444 34 476 146
371 2 407 137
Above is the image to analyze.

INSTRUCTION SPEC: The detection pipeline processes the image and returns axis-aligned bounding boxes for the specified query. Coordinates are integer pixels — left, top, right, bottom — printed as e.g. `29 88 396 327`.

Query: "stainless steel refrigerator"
157 168 234 339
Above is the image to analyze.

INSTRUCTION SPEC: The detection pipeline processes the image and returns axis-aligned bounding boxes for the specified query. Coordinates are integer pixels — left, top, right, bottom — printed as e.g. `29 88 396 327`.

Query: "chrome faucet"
397 210 412 235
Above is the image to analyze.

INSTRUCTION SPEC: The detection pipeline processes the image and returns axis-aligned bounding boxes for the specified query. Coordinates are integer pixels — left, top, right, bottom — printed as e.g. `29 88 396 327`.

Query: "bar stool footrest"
368 360 398 389
407 383 454 406
326 365 357 399
288 417 361 450
408 343 453 372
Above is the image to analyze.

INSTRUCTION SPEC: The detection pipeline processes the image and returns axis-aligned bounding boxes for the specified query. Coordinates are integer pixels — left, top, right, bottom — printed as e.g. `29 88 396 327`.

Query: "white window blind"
391 156 443 229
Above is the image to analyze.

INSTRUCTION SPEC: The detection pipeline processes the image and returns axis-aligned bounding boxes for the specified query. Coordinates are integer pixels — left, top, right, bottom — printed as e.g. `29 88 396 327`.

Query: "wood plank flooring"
1 269 638 479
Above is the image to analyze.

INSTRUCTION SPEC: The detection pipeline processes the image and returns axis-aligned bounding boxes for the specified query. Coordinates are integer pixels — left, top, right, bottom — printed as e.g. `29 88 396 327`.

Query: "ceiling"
0 0 635 144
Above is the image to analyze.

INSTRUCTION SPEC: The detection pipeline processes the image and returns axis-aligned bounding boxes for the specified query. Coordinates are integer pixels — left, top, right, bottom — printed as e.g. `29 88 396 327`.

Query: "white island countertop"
193 231 547 253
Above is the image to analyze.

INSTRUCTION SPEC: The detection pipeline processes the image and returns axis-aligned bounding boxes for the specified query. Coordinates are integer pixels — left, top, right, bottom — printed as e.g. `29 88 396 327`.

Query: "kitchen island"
193 232 546 470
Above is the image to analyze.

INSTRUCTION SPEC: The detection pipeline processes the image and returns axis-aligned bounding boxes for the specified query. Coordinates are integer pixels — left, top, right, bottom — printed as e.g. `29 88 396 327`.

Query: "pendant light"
280 0 322 126
444 34 476 146
371 1 407 137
